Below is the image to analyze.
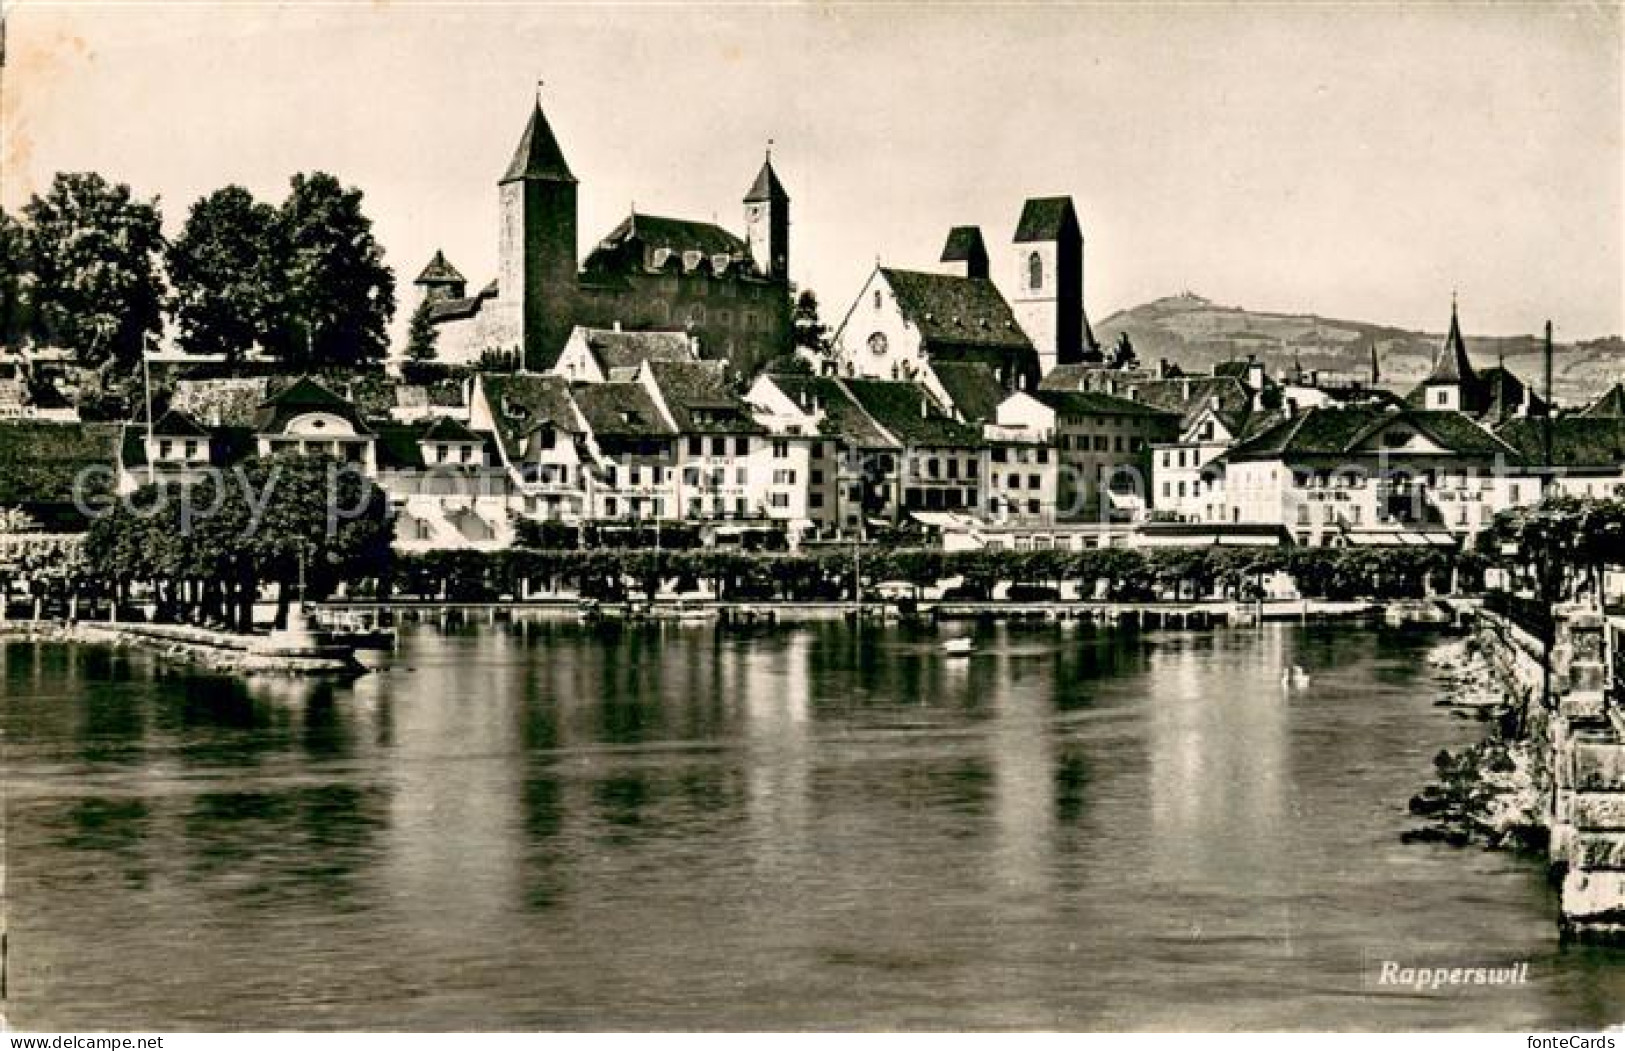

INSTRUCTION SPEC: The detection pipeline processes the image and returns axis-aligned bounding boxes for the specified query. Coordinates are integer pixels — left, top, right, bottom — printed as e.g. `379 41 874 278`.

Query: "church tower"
1009 196 1084 377
492 96 579 370
743 152 790 281
1420 296 1475 411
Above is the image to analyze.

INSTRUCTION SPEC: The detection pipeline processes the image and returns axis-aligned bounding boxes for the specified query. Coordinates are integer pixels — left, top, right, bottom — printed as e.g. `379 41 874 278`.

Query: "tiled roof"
574 382 675 438
169 378 272 428
374 420 499 470
1228 406 1518 462
480 374 580 461
421 416 483 443
940 226 988 264
744 157 788 202
929 361 1006 423
645 360 762 435
427 295 486 323
1032 388 1177 420
1126 376 1253 430
415 250 465 286
1495 417 1625 469
762 374 897 448
502 101 576 184
253 376 371 435
149 408 211 438
1581 383 1625 418
1013 196 1078 243
880 268 1032 353
577 328 695 372
587 214 748 271
842 379 980 447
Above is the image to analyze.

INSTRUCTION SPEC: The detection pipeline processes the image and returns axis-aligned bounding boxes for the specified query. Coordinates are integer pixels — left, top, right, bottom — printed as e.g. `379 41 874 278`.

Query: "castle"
414 97 793 377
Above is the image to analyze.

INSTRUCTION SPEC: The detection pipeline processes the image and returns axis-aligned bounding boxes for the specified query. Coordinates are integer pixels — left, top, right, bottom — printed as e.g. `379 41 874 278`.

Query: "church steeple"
502 98 576 185
1427 294 1474 385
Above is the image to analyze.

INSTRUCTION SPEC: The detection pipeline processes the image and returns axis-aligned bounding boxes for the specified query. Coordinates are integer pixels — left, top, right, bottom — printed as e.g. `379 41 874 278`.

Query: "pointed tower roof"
501 100 576 184
414 250 465 286
744 154 788 203
940 226 988 264
1426 296 1474 385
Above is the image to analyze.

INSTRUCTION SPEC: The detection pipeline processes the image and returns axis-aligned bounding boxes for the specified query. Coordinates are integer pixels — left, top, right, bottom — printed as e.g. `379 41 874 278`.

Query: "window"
810 492 824 508
873 289 883 309
710 437 726 456
688 436 703 456
1436 390 1448 406
770 493 790 509
773 439 789 458
773 469 795 485
736 437 750 456
184 441 199 459
158 439 174 459
1028 251 1043 290
605 497 619 517
1028 474 1041 490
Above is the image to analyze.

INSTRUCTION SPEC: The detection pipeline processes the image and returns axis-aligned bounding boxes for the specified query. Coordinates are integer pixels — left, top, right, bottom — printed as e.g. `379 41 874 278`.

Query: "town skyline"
2 4 1620 340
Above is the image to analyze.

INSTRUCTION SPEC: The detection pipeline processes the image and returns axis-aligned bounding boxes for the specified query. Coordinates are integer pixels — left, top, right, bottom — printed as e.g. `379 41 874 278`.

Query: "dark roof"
1495 417 1625 469
762 374 897 448
940 226 988 264
1227 406 1517 462
879 268 1032 353
842 379 980 447
1476 366 1548 423
646 360 762 434
1125 375 1254 431
929 361 1006 423
590 213 747 264
427 295 486 323
1581 383 1625 418
253 376 371 435
421 416 483 443
1032 388 1178 420
479 374 579 461
0 422 121 528
1424 300 1474 385
743 156 788 203
415 250 465 286
574 382 674 438
1013 196 1079 243
501 101 576 184
150 408 210 438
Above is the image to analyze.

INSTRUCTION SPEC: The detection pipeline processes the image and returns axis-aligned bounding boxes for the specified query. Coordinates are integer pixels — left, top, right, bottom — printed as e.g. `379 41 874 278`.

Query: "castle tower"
1420 296 1475 411
940 226 989 280
414 250 466 306
1010 196 1084 377
743 151 790 281
492 96 579 369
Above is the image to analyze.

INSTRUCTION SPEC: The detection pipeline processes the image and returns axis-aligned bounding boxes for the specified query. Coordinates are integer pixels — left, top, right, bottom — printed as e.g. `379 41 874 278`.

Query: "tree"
23 173 165 368
0 209 34 346
1107 331 1139 371
404 298 439 363
167 186 288 359
792 289 829 357
279 172 396 367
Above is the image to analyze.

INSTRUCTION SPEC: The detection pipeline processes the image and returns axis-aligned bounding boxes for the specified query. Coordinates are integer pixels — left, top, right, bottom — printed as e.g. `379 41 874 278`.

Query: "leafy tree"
792 289 829 356
404 298 439 363
279 172 395 367
167 186 287 359
23 173 165 368
0 209 34 345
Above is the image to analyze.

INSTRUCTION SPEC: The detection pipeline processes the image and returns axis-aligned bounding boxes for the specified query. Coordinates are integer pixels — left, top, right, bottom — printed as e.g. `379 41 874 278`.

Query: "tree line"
1 172 395 371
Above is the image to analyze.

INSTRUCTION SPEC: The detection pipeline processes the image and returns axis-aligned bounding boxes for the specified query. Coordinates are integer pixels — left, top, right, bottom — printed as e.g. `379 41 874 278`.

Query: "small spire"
766 137 775 161
536 78 545 105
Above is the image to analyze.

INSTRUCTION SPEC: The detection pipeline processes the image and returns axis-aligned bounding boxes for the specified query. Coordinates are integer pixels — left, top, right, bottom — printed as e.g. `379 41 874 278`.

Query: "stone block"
1574 833 1625 870
1562 869 1625 920
1572 740 1625 791
1573 793 1625 831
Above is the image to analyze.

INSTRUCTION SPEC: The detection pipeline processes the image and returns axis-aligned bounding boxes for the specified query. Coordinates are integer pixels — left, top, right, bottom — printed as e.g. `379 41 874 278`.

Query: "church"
413 97 794 378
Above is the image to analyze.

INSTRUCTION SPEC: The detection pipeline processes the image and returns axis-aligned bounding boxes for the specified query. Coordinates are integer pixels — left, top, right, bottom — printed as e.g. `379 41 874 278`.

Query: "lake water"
3 620 1622 1031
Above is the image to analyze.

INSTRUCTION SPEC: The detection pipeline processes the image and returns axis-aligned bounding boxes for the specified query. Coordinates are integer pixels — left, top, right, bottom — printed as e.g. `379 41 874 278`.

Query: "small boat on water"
941 637 975 657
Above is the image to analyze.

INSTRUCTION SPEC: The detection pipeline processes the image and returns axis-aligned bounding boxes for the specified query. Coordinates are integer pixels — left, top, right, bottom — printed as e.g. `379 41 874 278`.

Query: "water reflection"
4 625 1624 1030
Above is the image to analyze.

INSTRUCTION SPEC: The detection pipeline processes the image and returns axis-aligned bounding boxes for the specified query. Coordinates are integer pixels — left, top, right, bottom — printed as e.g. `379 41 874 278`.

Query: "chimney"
1209 394 1221 411
612 320 623 332
1158 358 1172 379
1182 379 1192 401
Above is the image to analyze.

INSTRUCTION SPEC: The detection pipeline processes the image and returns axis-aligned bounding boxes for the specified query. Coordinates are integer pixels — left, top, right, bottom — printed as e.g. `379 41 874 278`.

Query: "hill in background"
1094 293 1622 407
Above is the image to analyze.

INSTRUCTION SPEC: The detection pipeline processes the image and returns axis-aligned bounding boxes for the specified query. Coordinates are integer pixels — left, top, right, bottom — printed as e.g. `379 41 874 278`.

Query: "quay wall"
1477 603 1625 943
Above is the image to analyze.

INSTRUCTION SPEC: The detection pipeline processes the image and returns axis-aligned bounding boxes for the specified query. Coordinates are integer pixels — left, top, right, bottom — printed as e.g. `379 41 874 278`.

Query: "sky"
3 2 1621 341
